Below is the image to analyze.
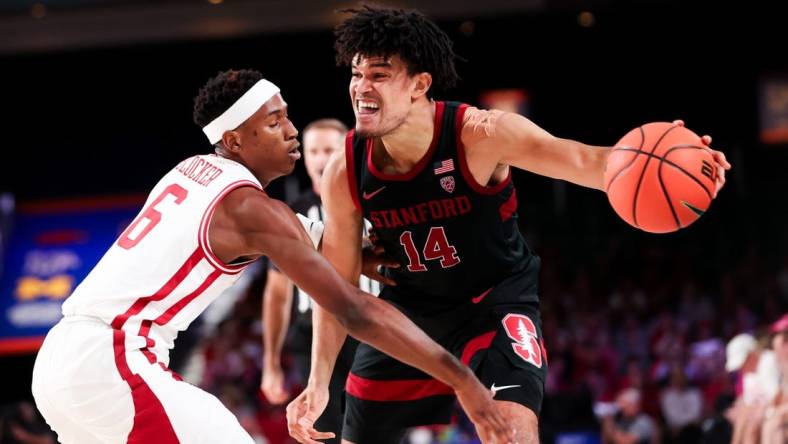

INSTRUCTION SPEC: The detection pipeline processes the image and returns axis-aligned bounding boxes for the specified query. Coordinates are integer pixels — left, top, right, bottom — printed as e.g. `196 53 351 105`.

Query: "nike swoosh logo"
491 383 521 396
362 186 386 200
471 287 493 304
681 200 706 217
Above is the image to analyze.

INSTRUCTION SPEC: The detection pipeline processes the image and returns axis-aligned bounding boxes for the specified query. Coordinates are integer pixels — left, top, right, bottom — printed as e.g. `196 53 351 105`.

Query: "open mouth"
356 99 380 116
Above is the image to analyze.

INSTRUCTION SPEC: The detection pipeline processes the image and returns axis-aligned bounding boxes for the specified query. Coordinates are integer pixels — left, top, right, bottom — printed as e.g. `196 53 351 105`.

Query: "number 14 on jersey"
399 227 460 272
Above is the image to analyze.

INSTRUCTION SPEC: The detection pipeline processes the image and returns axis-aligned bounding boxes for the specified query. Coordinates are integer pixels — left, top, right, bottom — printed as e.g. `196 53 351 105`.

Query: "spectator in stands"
660 362 702 443
601 388 660 444
759 314 788 443
728 330 780 444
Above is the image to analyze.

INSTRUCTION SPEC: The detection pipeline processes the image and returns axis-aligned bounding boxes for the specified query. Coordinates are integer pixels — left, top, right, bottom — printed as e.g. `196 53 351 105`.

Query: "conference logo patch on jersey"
440 176 455 193
502 314 543 368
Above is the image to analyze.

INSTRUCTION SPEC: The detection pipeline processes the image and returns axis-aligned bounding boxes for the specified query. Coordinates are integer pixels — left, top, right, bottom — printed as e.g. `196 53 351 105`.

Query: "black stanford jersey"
346 101 537 309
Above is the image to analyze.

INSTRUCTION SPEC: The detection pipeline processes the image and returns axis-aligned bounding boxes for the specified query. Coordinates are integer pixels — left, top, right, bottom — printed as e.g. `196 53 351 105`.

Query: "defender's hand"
285 385 334 444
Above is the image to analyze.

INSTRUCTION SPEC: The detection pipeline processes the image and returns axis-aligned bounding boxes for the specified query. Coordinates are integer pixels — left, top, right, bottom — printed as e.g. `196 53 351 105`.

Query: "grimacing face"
303 127 343 194
349 54 420 138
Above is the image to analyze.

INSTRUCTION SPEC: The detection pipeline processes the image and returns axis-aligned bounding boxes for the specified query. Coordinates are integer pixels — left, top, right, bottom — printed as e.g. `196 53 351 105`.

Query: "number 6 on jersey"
117 184 188 249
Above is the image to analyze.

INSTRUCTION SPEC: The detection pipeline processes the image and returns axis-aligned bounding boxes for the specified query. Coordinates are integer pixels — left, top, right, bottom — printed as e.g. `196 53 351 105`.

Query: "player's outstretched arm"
462 107 610 190
462 109 730 195
210 187 515 444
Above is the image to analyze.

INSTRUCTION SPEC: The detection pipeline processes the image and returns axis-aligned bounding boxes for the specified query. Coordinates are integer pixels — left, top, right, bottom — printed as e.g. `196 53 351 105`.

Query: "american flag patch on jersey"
433 159 455 175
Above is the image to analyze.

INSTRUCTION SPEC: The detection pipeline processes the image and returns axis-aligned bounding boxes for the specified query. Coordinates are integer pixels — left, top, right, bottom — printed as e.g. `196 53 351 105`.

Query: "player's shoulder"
460 105 540 151
460 106 507 138
221 186 276 222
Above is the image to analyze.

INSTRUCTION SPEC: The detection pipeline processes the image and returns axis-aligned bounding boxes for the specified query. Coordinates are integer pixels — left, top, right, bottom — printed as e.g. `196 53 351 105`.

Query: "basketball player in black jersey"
286 6 731 444
261 118 390 443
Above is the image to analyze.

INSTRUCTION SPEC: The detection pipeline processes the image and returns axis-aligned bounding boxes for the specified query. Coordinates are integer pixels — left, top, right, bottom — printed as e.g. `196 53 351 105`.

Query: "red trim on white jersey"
110 247 205 330
455 104 513 195
153 268 223 325
198 179 262 274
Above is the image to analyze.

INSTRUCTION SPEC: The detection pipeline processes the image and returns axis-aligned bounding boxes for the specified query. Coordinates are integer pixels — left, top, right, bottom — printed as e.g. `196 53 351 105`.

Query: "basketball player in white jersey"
30 69 513 444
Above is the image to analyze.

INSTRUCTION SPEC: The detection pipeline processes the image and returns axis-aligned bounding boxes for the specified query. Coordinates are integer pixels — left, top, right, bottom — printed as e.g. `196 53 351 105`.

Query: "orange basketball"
604 122 717 233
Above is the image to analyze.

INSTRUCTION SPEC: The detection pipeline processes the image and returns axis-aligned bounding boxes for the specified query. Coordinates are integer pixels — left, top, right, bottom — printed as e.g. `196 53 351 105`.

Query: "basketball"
604 122 717 233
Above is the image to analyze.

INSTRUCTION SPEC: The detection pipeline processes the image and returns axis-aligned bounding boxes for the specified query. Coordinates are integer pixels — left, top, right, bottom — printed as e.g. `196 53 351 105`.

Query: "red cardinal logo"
502 314 543 368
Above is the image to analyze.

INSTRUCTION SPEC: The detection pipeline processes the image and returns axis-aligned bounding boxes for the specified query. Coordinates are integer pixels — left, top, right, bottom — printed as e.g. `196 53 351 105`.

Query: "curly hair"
334 5 460 94
192 69 263 128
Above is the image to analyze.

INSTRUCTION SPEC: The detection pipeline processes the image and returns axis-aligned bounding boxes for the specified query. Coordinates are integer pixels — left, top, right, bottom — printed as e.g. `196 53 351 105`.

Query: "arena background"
0 0 786 443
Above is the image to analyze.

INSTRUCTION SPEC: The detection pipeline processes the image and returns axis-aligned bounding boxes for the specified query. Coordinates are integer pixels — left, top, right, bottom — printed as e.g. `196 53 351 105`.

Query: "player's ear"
220 131 242 154
411 72 432 100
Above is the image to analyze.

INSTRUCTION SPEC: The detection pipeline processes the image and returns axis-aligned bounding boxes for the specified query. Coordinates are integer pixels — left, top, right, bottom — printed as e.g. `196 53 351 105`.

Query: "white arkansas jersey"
62 154 262 363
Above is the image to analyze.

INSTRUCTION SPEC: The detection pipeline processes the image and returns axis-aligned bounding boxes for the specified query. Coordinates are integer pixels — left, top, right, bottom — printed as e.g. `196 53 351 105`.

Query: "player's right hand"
285 385 334 444
261 365 290 405
454 377 517 444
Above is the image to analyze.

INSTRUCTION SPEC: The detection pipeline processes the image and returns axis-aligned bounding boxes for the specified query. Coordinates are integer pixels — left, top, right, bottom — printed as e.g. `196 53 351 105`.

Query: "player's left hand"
361 244 400 286
673 120 731 198
285 385 334 444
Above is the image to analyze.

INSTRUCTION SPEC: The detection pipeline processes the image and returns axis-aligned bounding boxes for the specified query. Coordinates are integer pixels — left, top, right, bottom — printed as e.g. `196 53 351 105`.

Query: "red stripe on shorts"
113 329 179 444
460 331 496 365
345 372 454 402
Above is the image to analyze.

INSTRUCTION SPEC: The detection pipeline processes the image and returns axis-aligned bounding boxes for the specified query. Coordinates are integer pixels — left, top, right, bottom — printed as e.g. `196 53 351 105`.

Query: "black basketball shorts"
341 268 547 443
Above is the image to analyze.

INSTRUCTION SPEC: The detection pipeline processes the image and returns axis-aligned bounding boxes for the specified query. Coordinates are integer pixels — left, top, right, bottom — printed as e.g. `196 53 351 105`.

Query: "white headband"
202 79 280 144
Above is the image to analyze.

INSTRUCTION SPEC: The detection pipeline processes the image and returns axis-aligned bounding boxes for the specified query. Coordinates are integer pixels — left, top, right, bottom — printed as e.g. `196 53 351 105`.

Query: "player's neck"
216 149 271 188
379 99 435 168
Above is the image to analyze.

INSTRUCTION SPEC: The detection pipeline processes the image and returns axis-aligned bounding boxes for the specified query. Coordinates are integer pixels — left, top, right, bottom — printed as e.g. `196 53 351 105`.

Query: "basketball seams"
616 146 713 199
631 125 678 228
661 145 715 198
657 158 682 230
605 126 645 194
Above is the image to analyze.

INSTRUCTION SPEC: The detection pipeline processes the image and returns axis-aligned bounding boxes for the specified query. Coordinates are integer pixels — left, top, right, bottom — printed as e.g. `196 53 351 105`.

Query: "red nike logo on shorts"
472 287 493 304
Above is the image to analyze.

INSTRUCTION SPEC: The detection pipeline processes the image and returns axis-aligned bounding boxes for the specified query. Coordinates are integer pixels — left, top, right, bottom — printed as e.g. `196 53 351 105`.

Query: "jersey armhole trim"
456 104 512 196
345 130 363 213
198 179 263 274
